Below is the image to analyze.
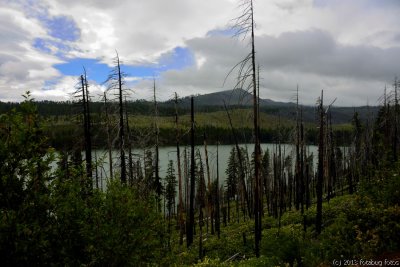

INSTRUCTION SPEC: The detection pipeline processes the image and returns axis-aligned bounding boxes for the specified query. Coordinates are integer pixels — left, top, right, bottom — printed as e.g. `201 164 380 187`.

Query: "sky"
1 0 400 106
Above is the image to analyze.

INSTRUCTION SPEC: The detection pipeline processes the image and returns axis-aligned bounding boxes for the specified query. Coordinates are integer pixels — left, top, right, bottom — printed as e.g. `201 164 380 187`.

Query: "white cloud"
0 5 64 101
30 75 107 101
43 0 237 65
1 0 400 104
149 31 400 106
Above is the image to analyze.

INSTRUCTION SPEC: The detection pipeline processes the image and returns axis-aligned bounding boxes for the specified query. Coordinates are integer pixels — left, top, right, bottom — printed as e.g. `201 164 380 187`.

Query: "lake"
91 143 319 189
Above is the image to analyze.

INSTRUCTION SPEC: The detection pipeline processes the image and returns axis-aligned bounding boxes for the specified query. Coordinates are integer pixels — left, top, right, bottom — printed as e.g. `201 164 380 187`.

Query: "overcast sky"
1 0 400 106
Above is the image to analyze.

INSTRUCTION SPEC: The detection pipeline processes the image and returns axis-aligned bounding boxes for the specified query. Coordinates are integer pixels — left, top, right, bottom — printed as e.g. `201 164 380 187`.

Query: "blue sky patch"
33 38 72 57
54 47 195 84
42 15 80 42
18 0 81 42
33 38 52 53
157 47 194 71
124 47 194 80
55 58 111 83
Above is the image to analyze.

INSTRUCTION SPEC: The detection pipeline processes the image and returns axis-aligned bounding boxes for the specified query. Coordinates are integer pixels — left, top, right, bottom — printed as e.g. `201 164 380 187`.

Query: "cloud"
150 30 400 106
0 6 63 101
1 0 400 105
42 0 237 65
30 75 107 102
257 30 400 81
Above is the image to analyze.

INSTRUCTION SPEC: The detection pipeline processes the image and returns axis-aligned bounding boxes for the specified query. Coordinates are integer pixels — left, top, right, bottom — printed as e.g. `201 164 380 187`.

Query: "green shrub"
261 224 303 266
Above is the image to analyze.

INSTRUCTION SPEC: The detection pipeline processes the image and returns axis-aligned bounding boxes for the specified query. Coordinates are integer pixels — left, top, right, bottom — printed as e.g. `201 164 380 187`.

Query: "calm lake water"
91 143 319 189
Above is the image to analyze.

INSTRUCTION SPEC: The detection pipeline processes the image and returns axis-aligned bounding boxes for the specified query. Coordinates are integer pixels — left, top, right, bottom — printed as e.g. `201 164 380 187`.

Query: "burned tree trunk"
187 96 195 247
103 92 113 179
124 97 134 186
80 72 92 190
203 132 213 234
175 92 185 245
153 80 161 211
316 90 325 235
116 55 126 184
216 141 221 239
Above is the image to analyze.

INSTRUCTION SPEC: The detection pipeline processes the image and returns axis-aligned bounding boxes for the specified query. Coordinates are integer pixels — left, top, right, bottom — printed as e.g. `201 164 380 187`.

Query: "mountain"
162 88 379 124
168 88 295 108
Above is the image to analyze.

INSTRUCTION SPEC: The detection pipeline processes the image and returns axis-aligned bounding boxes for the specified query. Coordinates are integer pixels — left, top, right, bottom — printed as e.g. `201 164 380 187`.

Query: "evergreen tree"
144 149 154 194
165 160 177 219
225 147 238 222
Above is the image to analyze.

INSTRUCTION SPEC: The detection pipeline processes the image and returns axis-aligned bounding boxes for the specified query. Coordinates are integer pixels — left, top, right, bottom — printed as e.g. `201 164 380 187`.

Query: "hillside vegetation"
1 93 399 266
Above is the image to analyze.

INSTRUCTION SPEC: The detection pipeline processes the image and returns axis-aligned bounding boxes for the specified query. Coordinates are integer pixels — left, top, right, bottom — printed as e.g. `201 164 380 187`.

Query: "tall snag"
394 77 398 162
231 0 261 256
174 92 185 245
124 97 134 186
103 92 113 179
153 79 162 211
316 90 325 234
187 96 195 247
203 132 213 234
76 69 92 190
117 55 126 184
105 52 127 184
215 140 221 238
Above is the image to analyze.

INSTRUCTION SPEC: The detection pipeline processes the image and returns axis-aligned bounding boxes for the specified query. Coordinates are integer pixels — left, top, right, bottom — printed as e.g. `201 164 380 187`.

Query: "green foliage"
81 180 166 266
165 160 177 217
1 93 400 267
358 165 400 207
299 193 400 265
0 97 168 266
261 224 304 266
225 147 238 200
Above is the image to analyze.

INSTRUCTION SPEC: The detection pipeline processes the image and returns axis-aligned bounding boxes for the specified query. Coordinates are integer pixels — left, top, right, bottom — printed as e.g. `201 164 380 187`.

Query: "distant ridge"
174 88 295 107
164 88 379 124
0 88 380 125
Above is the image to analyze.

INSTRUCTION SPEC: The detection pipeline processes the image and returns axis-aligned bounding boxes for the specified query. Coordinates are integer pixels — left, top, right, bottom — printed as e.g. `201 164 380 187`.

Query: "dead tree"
230 0 261 256
203 132 213 234
153 79 162 211
174 92 185 245
215 141 221 238
187 96 195 247
124 97 134 186
316 90 325 235
105 52 127 184
77 70 92 190
394 77 398 162
103 92 113 179
117 55 126 184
